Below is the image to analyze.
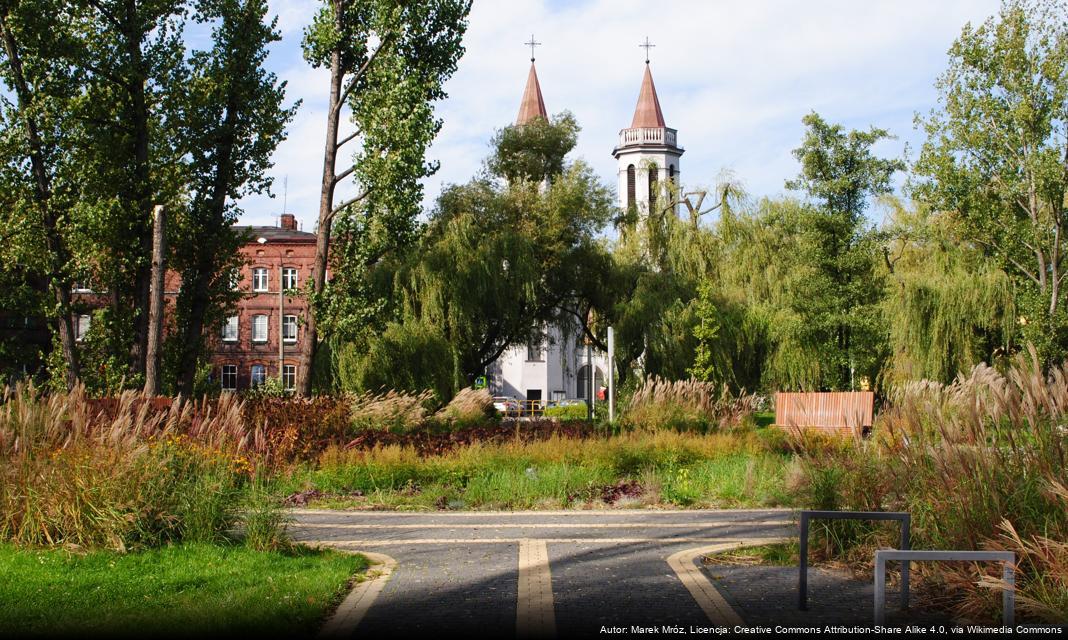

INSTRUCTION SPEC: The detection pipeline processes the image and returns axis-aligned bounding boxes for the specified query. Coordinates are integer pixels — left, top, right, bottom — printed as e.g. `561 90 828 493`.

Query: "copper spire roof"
516 62 547 125
630 63 666 128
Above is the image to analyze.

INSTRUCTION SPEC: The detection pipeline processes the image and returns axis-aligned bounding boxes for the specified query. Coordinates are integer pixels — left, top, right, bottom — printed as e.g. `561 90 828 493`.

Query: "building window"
626 164 636 210
576 365 604 401
72 281 92 293
648 165 658 212
250 364 266 387
551 390 566 402
252 267 268 292
252 314 268 342
74 314 91 342
668 164 676 183
221 316 238 342
526 341 543 362
221 364 237 392
229 269 240 291
283 315 298 343
282 267 298 290
282 365 296 391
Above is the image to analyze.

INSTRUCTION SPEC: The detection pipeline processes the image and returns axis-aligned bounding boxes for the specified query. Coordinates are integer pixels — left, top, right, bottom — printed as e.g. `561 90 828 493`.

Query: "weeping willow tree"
604 171 745 386
335 112 614 393
880 201 1015 384
689 198 828 392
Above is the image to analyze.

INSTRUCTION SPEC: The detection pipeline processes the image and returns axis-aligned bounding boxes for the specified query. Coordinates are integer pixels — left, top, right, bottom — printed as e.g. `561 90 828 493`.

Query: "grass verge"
0 542 367 638
278 429 792 510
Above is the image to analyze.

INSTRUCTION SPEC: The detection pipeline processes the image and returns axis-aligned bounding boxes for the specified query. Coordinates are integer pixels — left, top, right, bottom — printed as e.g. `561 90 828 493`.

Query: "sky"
236 0 1005 229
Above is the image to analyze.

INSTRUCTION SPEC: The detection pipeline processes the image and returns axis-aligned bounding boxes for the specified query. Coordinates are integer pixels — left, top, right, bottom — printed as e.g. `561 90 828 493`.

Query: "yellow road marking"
517 539 556 639
318 551 396 638
667 538 789 626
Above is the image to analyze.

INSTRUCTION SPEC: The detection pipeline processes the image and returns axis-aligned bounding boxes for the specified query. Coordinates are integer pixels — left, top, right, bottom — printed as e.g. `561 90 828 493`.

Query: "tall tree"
913 0 1068 365
69 0 188 385
785 112 904 389
0 0 82 388
380 113 614 386
298 0 470 396
169 0 296 395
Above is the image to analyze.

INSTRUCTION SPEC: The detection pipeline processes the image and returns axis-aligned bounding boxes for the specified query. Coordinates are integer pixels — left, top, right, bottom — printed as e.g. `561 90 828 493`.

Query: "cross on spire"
524 34 541 62
640 36 655 64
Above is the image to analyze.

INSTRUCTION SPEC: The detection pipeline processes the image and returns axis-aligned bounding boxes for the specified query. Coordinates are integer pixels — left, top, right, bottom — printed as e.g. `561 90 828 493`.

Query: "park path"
288 509 795 638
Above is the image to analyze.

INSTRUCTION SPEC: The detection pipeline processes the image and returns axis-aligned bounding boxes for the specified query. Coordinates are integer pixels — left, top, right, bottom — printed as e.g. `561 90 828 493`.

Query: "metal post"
1003 563 1014 626
278 263 284 382
586 342 593 421
874 554 886 625
900 516 911 610
607 327 615 423
799 512 809 610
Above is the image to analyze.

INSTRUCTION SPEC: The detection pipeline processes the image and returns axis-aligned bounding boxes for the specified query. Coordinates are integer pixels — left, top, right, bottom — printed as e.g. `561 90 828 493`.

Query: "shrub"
622 376 759 432
543 403 588 420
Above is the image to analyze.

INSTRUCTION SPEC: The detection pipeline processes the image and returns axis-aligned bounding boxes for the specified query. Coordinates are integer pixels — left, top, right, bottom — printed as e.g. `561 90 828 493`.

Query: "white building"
487 56 682 406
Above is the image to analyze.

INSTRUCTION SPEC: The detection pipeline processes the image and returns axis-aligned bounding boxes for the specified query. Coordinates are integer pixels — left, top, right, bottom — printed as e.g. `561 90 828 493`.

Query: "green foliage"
306 0 472 358
880 201 1016 384
487 112 579 183
543 403 588 420
338 320 454 400
913 0 1068 367
388 113 614 380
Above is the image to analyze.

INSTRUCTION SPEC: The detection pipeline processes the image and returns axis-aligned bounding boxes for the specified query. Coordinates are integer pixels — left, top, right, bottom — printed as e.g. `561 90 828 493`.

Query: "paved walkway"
291 509 790 637
286 509 925 638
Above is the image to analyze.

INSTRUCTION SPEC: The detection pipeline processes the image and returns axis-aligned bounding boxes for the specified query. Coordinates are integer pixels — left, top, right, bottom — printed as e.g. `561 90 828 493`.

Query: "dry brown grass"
348 389 434 432
624 376 759 432
790 346 1068 622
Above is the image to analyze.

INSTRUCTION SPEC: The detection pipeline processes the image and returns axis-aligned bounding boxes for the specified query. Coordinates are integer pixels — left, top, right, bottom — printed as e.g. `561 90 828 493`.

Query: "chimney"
280 213 297 231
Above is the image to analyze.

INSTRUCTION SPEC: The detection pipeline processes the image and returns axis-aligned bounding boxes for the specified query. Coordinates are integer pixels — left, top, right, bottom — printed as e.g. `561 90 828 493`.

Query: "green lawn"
0 542 367 638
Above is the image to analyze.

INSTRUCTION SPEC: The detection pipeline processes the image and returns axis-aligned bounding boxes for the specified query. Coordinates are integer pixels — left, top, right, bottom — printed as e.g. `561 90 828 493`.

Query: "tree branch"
336 33 396 112
330 187 371 216
332 164 355 186
336 129 360 149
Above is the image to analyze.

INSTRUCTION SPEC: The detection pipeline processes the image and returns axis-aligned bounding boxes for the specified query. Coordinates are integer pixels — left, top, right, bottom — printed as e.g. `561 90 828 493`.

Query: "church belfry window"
669 164 676 182
648 165 658 212
626 164 636 210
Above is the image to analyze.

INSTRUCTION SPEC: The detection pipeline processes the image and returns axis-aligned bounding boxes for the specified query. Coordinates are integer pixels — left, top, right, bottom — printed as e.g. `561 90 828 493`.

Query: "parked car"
492 396 520 415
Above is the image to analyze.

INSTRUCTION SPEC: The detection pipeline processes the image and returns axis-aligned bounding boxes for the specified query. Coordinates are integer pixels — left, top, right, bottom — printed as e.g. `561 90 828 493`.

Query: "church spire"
630 63 666 129
516 35 547 126
516 62 547 125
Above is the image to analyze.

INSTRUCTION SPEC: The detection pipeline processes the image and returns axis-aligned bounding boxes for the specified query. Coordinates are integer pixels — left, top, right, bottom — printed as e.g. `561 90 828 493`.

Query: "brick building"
64 213 315 392
212 213 315 392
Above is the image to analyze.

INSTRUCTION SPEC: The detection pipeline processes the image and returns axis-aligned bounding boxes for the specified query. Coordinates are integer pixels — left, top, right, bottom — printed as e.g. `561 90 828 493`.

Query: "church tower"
612 58 683 216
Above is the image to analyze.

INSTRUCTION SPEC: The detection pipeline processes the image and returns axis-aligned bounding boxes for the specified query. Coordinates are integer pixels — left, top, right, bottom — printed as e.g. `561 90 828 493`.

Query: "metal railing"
799 510 911 611
874 550 1015 625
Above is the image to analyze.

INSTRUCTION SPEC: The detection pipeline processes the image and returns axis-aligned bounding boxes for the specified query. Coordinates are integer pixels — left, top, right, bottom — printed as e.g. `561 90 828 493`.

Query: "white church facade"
486 54 683 407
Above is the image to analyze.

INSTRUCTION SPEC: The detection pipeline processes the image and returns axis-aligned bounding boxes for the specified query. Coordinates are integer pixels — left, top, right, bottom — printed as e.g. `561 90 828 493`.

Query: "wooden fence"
774 391 874 434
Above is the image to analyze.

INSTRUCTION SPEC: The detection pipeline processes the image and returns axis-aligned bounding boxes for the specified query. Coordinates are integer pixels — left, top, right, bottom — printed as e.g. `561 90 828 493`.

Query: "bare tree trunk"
297 40 344 397
143 205 166 395
0 13 80 389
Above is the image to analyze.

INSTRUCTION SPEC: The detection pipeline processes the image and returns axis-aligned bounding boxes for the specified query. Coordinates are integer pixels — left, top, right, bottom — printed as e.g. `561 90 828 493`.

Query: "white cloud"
236 0 1003 227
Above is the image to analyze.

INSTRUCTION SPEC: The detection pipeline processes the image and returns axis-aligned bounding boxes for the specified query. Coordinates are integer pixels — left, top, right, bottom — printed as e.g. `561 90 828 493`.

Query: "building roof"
516 62 548 125
234 225 316 243
629 64 666 129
